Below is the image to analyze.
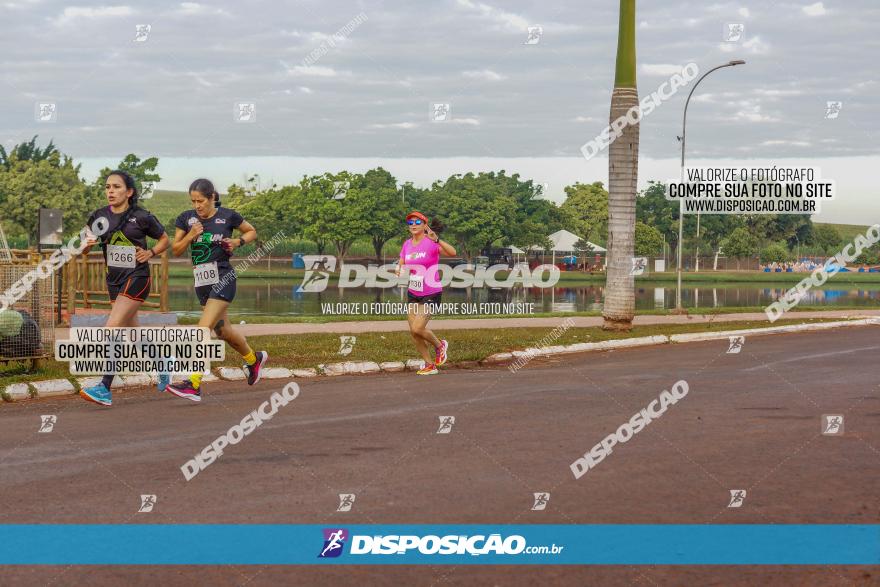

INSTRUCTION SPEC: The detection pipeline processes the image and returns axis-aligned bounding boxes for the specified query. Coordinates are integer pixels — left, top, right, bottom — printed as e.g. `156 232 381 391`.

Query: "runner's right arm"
171 222 203 257
80 211 100 255
80 236 98 255
396 242 406 277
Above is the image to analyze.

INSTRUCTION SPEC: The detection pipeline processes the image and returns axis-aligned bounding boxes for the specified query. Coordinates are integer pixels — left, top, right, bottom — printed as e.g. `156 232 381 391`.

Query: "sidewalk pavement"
54 309 880 339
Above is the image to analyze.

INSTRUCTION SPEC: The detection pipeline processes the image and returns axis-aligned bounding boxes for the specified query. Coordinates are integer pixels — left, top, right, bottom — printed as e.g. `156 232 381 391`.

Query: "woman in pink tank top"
397 211 457 375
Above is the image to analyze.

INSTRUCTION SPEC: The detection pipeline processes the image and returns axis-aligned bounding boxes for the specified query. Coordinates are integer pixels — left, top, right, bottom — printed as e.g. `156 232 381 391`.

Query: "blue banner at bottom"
1 525 877 565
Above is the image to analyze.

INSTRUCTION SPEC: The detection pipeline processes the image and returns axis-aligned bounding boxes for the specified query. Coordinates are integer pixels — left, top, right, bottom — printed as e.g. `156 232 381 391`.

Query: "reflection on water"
166 278 880 318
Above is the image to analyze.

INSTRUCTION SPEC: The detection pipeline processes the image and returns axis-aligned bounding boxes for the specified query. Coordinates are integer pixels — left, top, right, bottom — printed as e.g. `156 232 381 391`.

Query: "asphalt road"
2 325 878 586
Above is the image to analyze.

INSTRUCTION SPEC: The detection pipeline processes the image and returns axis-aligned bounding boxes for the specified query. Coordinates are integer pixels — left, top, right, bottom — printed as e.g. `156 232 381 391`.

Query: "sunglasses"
406 219 424 226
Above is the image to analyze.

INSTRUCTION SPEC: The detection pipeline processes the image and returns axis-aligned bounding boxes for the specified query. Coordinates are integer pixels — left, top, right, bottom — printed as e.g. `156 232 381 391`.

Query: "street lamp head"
728 59 746 66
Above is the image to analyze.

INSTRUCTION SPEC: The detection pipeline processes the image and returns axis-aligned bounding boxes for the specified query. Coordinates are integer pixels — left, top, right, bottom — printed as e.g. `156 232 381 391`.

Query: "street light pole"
675 59 745 311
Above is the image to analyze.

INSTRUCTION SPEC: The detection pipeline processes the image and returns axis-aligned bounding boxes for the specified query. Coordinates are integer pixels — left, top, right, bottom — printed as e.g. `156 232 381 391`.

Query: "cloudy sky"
1 0 877 221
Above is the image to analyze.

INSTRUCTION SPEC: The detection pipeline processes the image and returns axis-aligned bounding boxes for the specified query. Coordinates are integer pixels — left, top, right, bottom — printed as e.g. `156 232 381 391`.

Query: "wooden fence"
9 248 170 314
63 251 169 312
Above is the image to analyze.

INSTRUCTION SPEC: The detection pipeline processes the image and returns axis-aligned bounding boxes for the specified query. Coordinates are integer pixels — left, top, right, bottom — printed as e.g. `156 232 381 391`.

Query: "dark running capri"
108 276 151 303
195 272 237 306
407 291 442 304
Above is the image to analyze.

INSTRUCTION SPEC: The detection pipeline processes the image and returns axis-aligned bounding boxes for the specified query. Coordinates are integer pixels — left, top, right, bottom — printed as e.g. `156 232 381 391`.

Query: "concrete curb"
31 379 76 397
668 318 877 344
3 382 33 401
4 318 876 402
217 367 247 381
490 335 672 367
261 367 293 379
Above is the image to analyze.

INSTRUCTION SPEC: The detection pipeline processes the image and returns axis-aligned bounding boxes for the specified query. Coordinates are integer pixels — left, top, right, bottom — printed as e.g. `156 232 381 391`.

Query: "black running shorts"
108 276 151 303
407 291 442 304
195 270 237 306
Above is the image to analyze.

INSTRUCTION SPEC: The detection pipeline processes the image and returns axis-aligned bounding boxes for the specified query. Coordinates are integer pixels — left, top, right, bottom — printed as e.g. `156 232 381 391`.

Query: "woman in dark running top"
79 170 170 407
164 179 267 402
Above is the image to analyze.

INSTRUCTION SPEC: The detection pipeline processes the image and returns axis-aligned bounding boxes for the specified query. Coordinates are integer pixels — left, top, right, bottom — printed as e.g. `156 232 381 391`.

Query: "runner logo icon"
727 336 745 354
437 416 455 434
38 415 57 433
298 255 337 293
727 489 746 508
822 414 844 435
531 492 549 511
338 335 356 356
319 528 348 558
138 494 157 513
337 493 356 512
630 257 647 276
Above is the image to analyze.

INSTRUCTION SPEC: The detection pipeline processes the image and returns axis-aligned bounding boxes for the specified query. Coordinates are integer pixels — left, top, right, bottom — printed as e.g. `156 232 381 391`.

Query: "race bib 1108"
194 261 220 287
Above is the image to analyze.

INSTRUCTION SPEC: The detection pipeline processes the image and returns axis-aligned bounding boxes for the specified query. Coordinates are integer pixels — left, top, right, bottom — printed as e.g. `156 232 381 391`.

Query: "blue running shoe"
80 384 112 406
157 372 170 392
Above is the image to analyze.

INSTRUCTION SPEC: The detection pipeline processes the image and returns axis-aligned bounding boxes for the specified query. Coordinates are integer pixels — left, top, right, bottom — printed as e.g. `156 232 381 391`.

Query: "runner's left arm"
436 240 456 257
136 233 170 263
426 227 456 257
225 220 257 250
135 213 170 263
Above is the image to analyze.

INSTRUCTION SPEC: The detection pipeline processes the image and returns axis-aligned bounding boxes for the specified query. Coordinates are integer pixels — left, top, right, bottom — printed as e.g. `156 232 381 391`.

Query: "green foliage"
0 151 99 240
292 171 365 259
634 221 663 256
228 183 301 245
759 242 792 264
353 167 408 259
635 181 822 259
853 250 874 265
2 136 863 267
696 215 740 255
0 136 58 171
810 224 842 254
560 182 608 245
636 181 682 246
510 191 568 252
139 189 188 231
573 238 594 255
814 222 868 242
423 172 516 259
773 215 812 250
414 171 553 259
722 227 759 258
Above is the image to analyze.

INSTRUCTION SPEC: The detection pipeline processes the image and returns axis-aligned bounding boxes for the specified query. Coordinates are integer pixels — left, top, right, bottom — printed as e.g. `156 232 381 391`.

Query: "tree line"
0 137 865 263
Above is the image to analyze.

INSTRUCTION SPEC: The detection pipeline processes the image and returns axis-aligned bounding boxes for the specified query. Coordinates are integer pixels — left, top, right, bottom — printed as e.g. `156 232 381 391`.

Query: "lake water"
166 278 880 319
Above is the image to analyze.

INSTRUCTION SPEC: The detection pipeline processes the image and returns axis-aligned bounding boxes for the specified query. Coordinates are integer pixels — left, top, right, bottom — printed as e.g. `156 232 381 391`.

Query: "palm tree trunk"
603 0 639 331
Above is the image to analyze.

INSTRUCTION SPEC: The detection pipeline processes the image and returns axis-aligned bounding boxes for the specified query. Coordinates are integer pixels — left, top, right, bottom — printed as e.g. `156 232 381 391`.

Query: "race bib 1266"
107 244 136 268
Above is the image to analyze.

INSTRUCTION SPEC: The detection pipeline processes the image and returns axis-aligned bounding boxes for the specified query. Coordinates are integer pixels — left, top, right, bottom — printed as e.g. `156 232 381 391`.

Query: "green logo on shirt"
191 233 213 264
109 231 134 247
